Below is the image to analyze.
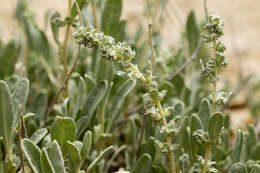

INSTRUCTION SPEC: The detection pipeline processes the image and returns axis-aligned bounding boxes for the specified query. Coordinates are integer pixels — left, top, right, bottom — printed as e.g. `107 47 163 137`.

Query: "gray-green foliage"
0 1 259 173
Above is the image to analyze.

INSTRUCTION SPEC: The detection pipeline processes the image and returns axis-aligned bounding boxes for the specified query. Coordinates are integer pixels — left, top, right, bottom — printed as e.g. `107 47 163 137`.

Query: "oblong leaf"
41 148 55 173
22 139 42 173
229 162 248 173
0 39 21 78
250 144 260 160
190 114 203 132
81 130 92 163
30 128 48 144
12 78 29 117
107 79 136 132
0 81 14 150
50 116 76 152
232 129 243 163
132 153 152 173
101 0 122 35
87 145 113 172
47 141 65 173
208 112 224 141
186 10 200 55
76 80 108 137
198 98 211 130
67 141 81 172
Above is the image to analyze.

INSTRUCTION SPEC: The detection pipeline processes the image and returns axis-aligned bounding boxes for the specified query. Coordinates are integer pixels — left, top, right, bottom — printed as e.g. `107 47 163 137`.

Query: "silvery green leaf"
50 116 76 153
23 113 35 122
179 153 190 173
47 141 65 173
250 144 260 160
50 12 63 45
0 39 21 78
76 80 108 137
101 0 123 37
73 141 83 152
105 145 127 172
87 146 113 172
68 76 86 118
247 125 257 156
190 114 203 132
12 78 29 120
0 81 14 152
67 141 81 172
176 116 190 149
84 73 96 91
30 128 48 144
41 148 55 173
22 139 43 173
186 10 200 55
198 98 211 130
172 100 184 117
132 154 152 173
190 114 203 155
229 162 248 173
208 112 224 142
81 130 92 163
150 89 159 102
106 79 136 132
31 92 48 120
232 129 243 163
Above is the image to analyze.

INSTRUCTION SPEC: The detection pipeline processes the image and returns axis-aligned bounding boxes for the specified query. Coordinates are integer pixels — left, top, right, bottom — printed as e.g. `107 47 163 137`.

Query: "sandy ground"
1 0 260 128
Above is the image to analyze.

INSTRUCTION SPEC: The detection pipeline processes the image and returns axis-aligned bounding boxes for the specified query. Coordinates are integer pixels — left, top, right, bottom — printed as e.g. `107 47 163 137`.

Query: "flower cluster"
74 25 175 154
201 15 228 82
209 91 232 107
74 25 136 66
74 25 168 123
190 156 218 173
202 15 224 43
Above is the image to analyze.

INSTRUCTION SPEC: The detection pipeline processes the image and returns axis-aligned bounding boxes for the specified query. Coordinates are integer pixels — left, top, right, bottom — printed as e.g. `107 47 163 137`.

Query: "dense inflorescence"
74 24 177 161
74 25 135 66
201 15 230 109
201 15 228 82
74 25 170 123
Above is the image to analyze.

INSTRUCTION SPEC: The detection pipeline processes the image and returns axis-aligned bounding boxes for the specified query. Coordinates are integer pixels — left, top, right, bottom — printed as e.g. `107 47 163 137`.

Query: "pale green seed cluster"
74 25 136 66
201 15 228 82
202 15 224 43
74 25 171 124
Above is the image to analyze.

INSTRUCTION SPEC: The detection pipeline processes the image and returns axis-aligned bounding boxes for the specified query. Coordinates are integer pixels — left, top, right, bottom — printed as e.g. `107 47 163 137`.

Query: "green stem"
157 101 175 173
212 79 217 113
63 0 72 97
202 144 211 173
91 0 99 28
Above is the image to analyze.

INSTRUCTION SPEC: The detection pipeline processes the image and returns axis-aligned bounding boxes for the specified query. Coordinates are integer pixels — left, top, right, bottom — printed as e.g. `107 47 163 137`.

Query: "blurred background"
1 0 260 129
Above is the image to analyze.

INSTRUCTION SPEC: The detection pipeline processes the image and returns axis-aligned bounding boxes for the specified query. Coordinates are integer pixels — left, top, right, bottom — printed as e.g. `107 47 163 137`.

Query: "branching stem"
157 101 175 173
45 46 81 120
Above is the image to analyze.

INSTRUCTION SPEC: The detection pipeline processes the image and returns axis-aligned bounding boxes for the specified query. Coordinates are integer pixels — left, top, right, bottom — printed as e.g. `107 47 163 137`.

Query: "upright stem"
212 79 217 113
202 144 211 173
91 0 99 28
148 24 156 73
203 42 218 173
63 0 72 97
203 0 209 18
45 46 81 120
18 108 25 173
157 101 175 173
